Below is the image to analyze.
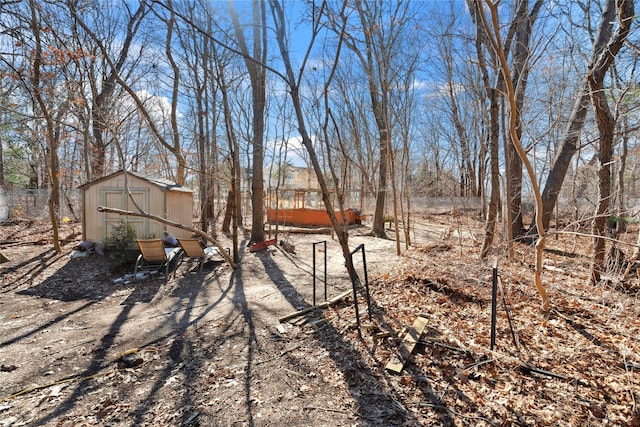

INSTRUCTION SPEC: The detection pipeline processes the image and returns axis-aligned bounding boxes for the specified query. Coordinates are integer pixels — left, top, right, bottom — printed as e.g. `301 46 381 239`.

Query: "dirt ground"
1 214 640 426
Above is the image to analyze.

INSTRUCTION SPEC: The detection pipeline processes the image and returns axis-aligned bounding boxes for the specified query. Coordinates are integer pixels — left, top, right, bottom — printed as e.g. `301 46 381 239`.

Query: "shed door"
102 188 149 242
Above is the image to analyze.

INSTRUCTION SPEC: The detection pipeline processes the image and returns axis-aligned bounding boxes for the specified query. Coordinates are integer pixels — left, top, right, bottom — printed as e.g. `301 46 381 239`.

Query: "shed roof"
78 170 193 193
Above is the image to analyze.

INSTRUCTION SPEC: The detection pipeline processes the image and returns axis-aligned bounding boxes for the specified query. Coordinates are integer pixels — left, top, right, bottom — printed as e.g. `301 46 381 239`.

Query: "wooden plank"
290 315 312 326
385 315 429 374
278 290 352 323
249 239 276 252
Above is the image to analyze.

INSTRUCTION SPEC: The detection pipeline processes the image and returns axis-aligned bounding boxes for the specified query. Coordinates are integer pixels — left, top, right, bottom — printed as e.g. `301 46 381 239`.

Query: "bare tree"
439 21 479 199
479 0 550 311
227 0 267 245
538 0 634 232
331 65 377 203
506 0 544 240
467 0 501 261
27 0 68 253
158 0 187 183
467 0 545 259
214 43 243 262
173 1 221 233
392 59 419 249
74 2 148 180
268 0 364 283
587 0 634 283
0 82 6 188
334 0 415 240
70 4 189 185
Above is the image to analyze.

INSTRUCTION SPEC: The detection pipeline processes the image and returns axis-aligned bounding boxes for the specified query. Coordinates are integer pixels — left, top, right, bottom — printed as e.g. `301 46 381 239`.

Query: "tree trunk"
507 0 544 239
587 0 633 283
222 190 233 233
468 0 502 260
228 0 266 245
480 86 500 261
537 83 590 232
79 2 147 179
164 3 187 185
616 113 628 237
269 0 361 286
214 41 242 259
29 0 61 253
371 132 389 238
481 0 550 310
538 0 633 232
350 1 409 240
0 84 4 188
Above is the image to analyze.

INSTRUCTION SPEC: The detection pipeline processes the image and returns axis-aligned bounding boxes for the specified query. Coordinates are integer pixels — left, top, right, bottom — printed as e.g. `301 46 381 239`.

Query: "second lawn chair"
134 239 181 283
177 238 225 276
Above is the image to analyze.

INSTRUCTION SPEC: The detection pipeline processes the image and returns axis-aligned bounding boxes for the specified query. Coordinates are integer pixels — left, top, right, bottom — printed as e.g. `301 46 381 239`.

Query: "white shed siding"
79 171 193 245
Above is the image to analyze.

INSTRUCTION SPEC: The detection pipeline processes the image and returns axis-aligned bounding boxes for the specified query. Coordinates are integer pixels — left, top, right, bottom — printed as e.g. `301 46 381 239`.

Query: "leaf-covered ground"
1 214 639 426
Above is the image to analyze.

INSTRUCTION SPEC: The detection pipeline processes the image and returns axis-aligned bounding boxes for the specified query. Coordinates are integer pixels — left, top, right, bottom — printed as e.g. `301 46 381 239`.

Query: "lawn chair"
177 238 226 276
134 239 182 283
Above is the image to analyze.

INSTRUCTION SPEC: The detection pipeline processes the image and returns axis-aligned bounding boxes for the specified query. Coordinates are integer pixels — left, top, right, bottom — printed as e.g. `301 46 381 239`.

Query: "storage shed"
78 170 193 245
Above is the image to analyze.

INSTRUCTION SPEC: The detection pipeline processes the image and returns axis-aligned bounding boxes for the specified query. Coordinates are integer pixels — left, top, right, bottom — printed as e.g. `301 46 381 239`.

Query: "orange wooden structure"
267 189 364 227
267 207 364 227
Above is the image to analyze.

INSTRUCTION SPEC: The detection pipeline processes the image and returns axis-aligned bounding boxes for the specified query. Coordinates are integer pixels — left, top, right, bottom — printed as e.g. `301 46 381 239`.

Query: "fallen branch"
278 290 352 323
303 406 348 413
418 337 469 353
287 227 332 235
458 352 566 381
97 205 236 269
519 362 567 380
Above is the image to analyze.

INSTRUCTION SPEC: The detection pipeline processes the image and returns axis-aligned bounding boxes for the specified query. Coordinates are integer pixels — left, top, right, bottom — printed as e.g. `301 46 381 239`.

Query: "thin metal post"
323 240 327 301
361 244 372 321
312 240 327 306
490 258 498 351
349 243 371 338
313 244 317 306
349 250 362 339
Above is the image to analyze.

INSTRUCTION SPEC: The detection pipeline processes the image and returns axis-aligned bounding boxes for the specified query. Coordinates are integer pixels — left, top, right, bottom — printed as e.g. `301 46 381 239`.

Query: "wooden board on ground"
278 290 352 323
250 239 276 252
385 315 429 374
289 314 313 326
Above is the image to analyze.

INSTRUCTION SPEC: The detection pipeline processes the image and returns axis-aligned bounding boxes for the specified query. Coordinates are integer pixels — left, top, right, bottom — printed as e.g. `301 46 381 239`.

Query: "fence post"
349 244 372 338
312 240 327 306
490 258 498 351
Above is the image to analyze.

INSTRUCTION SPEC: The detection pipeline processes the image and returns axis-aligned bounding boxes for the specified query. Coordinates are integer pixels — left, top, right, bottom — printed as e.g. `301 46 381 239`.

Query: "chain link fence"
5 188 628 225
1 189 81 221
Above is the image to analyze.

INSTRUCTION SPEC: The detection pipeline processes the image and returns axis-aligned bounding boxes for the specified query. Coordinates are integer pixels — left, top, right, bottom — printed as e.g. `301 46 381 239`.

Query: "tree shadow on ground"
25 256 232 425
404 341 498 425
1 248 59 293
229 257 260 426
13 249 146 302
129 272 229 425
256 249 422 425
29 294 138 425
0 301 96 349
